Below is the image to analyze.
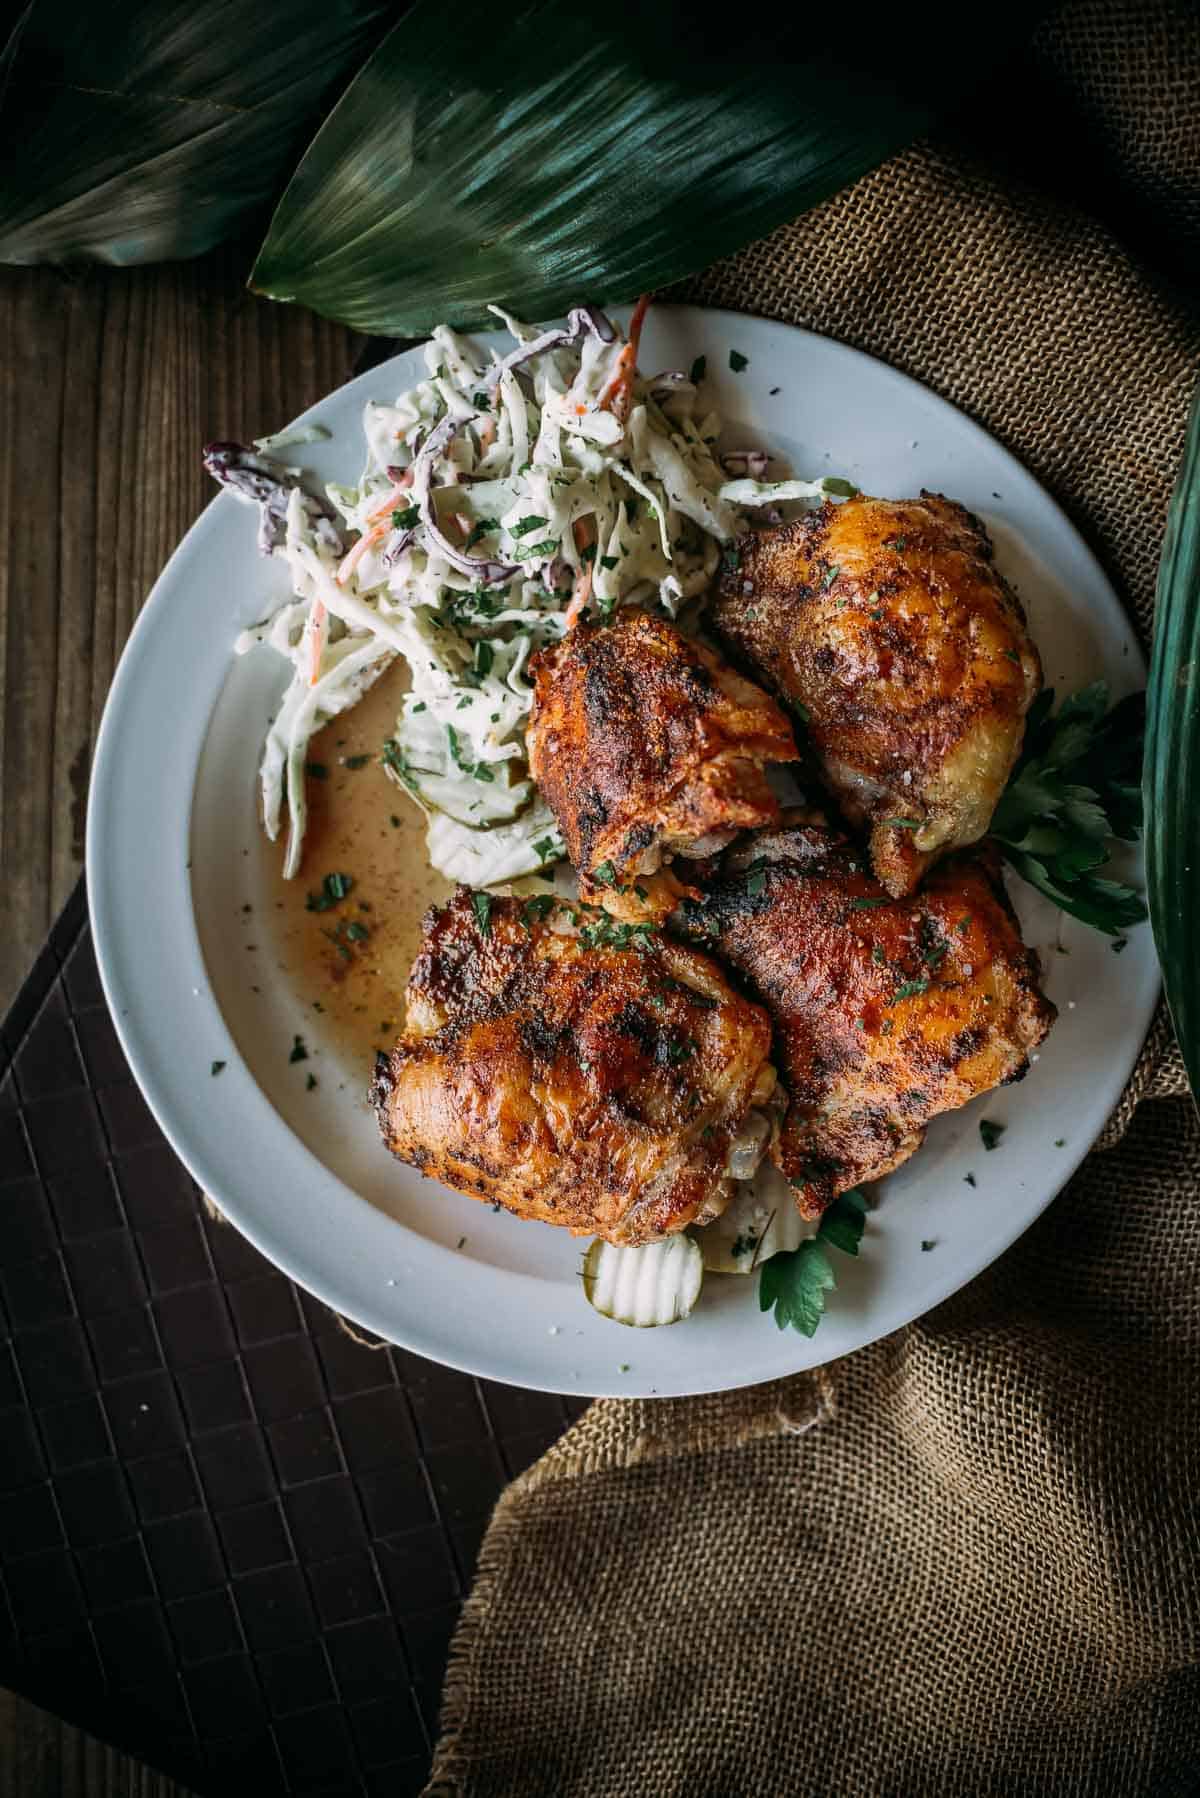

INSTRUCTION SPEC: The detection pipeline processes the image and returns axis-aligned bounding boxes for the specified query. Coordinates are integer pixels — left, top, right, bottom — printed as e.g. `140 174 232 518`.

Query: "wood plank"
0 1688 195 1797
0 252 365 1016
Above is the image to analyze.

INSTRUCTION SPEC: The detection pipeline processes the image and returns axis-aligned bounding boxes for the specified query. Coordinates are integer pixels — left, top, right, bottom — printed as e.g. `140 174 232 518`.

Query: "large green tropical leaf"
251 0 1049 335
0 0 389 265
1145 377 1200 1104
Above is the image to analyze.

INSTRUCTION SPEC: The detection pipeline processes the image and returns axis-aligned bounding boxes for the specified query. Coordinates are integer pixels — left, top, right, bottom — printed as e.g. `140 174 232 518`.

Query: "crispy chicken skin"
371 888 777 1245
527 608 797 920
678 818 1055 1218
711 494 1042 897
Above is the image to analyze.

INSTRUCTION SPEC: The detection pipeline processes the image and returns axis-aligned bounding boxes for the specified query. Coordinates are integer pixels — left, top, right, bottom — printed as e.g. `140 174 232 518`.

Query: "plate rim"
86 303 1159 1398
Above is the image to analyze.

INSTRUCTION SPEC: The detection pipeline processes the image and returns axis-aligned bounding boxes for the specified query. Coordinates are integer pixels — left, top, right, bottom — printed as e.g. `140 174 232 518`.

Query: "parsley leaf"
289 1035 309 1064
470 892 493 936
979 1119 1005 1151
512 537 559 561
759 1190 867 1336
511 514 550 537
689 354 707 384
305 872 354 913
464 516 498 550
391 504 420 530
729 349 749 373
210 1060 226 1077
989 684 1147 934
304 760 328 780
821 477 859 498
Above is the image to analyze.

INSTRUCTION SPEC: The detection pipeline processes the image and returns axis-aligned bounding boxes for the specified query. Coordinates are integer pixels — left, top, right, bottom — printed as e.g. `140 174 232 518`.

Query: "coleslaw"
208 302 850 887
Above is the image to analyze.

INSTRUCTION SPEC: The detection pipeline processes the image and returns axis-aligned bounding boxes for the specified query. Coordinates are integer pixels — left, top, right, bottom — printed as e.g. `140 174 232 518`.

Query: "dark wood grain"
1 249 366 1788
0 248 366 1018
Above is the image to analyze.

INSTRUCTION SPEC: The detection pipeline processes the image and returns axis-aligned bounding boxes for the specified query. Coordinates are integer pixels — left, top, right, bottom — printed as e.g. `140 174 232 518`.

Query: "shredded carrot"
307 599 328 687
563 517 597 630
598 293 653 423
336 521 389 584
338 467 418 584
365 467 414 526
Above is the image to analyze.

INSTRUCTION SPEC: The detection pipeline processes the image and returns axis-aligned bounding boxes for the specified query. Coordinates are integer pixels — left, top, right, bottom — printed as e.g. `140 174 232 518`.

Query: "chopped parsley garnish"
578 541 597 565
343 754 369 770
464 516 498 550
689 354 707 384
728 349 749 372
380 739 419 794
578 914 657 953
512 537 559 561
885 536 908 550
821 565 840 590
306 872 354 912
889 818 922 830
746 867 767 897
759 1189 866 1337
344 921 369 943
475 641 494 678
304 761 328 780
964 1172 977 1187
523 894 556 927
592 861 620 888
306 1073 318 1091
533 836 559 863
658 1032 695 1067
849 897 890 910
446 725 495 782
721 544 741 574
821 477 859 498
289 1035 309 1064
391 504 420 530
1002 648 1021 664
600 555 619 570
512 514 550 537
891 978 930 1003
470 891 493 935
210 1060 226 1077
979 1119 1005 1151
921 1240 937 1253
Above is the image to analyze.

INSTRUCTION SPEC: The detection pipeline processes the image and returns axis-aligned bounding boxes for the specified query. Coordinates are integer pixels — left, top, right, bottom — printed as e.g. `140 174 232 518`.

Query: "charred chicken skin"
371 888 777 1245
527 608 797 920
678 818 1054 1218
711 493 1042 897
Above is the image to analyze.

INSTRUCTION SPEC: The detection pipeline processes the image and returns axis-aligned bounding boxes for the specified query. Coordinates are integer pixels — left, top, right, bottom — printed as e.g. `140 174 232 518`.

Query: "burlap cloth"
427 6 1200 1792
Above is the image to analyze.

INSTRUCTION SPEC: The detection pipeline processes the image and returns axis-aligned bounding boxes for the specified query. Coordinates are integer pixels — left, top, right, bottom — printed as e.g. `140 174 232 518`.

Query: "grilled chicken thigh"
527 608 797 920
711 494 1042 897
679 818 1054 1217
371 888 777 1245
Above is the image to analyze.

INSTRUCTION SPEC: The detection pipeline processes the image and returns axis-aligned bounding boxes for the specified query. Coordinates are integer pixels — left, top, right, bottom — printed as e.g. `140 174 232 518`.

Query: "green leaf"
999 848 1147 936
251 0 1049 335
991 680 1148 935
1146 376 1200 1103
759 1240 836 1337
819 1188 867 1257
470 891 493 936
0 0 389 265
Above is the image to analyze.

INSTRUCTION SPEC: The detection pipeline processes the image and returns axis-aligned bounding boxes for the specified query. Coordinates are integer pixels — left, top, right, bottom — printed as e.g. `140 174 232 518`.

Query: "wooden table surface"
1 249 367 1795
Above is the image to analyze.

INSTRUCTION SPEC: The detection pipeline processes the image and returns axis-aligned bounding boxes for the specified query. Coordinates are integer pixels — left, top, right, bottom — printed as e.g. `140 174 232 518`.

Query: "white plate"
88 306 1158 1398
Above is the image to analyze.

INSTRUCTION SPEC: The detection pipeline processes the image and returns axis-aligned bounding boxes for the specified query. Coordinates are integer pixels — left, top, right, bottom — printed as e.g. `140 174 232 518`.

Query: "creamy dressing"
260 658 449 1070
